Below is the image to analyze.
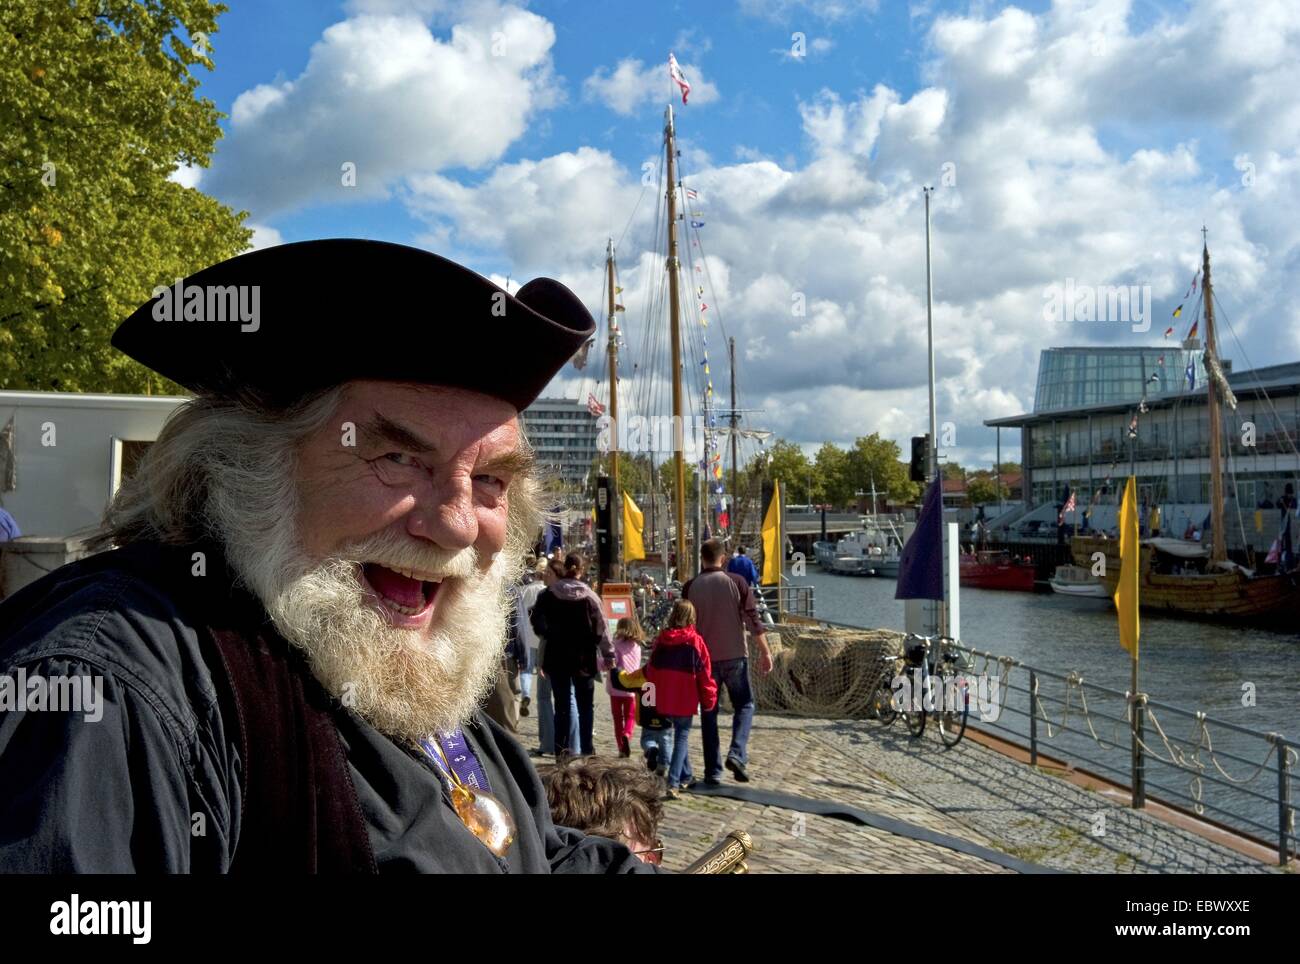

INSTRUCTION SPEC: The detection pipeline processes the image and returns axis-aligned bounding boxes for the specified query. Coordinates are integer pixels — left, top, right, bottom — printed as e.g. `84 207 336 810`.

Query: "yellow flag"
1114 477 1140 657
622 491 645 563
1254 509 1263 533
761 480 782 585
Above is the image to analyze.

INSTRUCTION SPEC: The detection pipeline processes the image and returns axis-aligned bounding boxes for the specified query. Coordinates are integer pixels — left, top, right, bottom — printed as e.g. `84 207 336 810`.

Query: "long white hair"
96 386 542 738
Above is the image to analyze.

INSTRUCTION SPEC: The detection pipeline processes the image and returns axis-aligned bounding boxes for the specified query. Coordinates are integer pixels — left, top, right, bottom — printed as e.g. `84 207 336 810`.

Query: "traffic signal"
910 435 930 483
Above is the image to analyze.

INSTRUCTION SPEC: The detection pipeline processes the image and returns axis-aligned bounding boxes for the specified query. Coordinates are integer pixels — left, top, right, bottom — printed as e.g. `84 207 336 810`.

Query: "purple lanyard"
419 727 493 794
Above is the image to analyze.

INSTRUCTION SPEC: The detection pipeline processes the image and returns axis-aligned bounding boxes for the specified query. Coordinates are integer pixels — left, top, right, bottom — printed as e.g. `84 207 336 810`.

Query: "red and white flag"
586 393 605 416
668 53 691 104
1064 490 1076 514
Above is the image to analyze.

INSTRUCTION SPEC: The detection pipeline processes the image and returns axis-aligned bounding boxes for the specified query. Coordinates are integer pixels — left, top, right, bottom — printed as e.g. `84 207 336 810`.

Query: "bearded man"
0 240 654 874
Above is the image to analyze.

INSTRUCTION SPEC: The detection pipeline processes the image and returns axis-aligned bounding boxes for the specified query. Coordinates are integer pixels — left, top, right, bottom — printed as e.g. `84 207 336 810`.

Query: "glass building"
986 348 1300 549
1033 346 1207 412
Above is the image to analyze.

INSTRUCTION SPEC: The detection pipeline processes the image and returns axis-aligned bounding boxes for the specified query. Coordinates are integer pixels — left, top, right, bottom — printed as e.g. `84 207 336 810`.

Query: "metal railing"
951 642 1297 866
757 584 816 620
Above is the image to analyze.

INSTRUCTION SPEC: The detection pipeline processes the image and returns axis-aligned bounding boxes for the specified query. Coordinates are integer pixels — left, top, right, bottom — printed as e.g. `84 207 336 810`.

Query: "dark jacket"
529 579 611 678
0 541 652 874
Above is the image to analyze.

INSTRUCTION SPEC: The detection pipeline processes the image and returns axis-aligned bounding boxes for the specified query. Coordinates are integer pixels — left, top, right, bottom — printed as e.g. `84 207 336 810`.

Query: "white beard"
224 517 516 741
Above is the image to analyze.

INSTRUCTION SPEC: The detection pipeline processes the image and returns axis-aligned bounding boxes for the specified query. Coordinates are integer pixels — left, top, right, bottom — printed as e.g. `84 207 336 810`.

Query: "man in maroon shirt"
682 539 773 785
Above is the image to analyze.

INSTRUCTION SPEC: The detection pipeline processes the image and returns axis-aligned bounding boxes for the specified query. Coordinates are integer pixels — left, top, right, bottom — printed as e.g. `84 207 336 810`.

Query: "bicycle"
872 643 926 738
882 634 971 747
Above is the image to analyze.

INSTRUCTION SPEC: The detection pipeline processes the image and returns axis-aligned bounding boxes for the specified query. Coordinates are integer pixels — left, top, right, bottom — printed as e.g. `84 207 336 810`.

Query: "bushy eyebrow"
361 414 436 454
479 448 535 479
362 412 533 478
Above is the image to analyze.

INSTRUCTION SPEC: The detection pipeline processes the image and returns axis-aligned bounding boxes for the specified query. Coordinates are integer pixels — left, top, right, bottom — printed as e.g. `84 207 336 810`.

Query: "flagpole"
606 239 621 580
923 185 944 635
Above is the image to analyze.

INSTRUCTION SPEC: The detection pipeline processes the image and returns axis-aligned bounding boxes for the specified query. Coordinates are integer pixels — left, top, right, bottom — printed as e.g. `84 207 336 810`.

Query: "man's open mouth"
360 563 444 619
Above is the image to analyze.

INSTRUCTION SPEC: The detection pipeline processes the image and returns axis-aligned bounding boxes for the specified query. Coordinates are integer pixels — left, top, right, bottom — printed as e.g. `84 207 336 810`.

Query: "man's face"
295 381 527 635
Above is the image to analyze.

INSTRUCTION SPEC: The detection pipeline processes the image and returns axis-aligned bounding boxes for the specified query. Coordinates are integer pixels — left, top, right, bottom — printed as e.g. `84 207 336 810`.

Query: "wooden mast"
665 105 687 579
1202 232 1226 564
606 239 621 578
729 336 739 542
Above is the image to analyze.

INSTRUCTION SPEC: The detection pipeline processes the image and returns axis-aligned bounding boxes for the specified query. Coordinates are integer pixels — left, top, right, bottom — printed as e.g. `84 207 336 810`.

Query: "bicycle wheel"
937 670 969 747
903 706 925 737
874 684 897 726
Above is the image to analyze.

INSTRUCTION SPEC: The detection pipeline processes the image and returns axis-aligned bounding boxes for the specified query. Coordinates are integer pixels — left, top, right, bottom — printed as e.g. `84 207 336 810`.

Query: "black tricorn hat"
112 239 594 411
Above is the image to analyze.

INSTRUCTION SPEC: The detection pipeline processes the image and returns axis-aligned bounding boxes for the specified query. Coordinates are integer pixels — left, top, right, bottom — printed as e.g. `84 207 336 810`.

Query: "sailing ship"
1070 238 1300 621
590 86 773 587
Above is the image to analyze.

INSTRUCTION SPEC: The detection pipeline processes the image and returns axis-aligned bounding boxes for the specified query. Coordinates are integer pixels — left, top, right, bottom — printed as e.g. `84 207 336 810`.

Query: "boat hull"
959 556 1036 592
1071 536 1300 621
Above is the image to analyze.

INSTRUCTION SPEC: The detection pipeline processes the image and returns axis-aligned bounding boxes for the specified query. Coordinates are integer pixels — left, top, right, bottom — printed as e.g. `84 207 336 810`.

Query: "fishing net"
740 624 905 719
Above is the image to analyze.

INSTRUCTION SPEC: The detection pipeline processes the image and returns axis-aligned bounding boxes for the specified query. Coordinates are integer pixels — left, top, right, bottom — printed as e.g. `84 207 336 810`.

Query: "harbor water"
792 569 1300 847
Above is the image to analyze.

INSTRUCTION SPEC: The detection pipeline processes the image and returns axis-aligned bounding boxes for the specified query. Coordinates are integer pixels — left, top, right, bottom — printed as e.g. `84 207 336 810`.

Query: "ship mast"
605 239 621 578
1202 231 1226 564
665 105 688 579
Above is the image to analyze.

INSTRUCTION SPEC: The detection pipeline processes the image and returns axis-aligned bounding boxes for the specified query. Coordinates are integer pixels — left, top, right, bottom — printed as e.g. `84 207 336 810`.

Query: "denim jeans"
700 657 755 779
537 672 579 754
641 726 693 785
666 715 695 787
549 670 596 756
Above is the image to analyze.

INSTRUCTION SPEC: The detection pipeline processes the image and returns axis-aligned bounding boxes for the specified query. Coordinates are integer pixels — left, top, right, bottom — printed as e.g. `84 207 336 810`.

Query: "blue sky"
179 0 1300 465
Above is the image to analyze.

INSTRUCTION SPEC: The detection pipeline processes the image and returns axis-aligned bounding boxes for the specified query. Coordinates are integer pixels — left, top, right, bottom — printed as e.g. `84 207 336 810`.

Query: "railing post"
1278 737 1292 867
1131 693 1146 809
1028 670 1038 767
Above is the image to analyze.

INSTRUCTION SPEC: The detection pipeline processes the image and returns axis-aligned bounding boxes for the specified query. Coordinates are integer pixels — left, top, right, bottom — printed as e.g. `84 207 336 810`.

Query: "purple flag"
895 478 944 601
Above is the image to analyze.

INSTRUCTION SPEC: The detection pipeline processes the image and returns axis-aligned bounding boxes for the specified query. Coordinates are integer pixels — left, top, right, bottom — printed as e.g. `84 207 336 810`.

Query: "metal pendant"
449 784 516 858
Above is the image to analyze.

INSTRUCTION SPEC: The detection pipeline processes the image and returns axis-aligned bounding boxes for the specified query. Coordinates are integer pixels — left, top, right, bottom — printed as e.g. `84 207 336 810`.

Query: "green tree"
813 442 851 507
0 0 252 392
845 434 918 505
966 473 998 505
764 439 814 504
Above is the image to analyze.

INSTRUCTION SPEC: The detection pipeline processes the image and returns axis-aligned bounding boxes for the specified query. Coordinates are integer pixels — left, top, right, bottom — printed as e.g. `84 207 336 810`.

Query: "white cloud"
205 2 561 216
417 0 1300 468
582 56 719 116
247 224 285 250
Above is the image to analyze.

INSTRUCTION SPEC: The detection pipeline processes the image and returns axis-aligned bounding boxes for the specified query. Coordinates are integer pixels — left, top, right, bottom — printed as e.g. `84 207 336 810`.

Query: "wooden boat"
959 550 1036 591
1049 564 1108 598
1072 535 1300 620
1069 239 1300 622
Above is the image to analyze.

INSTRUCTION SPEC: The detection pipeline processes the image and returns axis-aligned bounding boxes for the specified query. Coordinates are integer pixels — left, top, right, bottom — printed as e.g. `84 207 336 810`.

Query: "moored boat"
1049 564 1108 598
959 550 1037 591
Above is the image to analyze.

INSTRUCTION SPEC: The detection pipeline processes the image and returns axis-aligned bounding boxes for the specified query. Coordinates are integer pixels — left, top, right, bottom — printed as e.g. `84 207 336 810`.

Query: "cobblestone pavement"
513 700 1276 874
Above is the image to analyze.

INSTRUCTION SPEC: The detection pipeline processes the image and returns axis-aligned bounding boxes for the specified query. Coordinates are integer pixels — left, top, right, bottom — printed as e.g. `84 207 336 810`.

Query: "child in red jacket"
612 600 717 796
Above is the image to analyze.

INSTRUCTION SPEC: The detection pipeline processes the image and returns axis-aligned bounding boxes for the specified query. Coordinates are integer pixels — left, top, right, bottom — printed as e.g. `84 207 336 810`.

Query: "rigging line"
1213 290 1300 462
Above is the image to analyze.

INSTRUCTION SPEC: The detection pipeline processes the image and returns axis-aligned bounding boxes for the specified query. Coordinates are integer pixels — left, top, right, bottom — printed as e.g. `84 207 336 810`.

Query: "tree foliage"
0 0 252 392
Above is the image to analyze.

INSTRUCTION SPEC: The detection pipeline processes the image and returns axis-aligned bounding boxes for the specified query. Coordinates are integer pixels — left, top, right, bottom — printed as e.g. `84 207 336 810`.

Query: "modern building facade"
521 397 599 488
987 347 1300 549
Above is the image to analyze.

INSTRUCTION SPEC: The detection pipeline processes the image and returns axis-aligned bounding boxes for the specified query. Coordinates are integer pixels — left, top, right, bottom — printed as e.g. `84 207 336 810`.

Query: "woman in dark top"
529 553 611 756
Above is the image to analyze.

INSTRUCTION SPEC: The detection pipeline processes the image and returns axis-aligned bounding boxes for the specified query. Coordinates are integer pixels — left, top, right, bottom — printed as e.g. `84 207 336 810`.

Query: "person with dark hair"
537 756 665 866
684 538 772 786
528 561 579 758
530 552 612 757
725 545 760 588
